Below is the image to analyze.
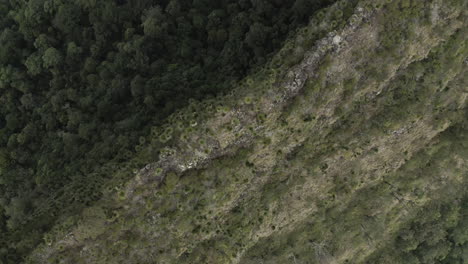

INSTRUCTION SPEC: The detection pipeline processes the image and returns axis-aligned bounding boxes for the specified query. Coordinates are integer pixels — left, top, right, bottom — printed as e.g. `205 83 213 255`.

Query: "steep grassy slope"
25 0 467 263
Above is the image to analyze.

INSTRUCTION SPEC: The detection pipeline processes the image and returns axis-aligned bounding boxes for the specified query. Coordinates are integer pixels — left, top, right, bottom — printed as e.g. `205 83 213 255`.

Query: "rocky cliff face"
27 0 467 263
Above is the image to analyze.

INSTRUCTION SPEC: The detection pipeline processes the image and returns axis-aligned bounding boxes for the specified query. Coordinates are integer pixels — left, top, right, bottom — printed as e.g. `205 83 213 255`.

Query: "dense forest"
368 193 468 263
1 0 467 263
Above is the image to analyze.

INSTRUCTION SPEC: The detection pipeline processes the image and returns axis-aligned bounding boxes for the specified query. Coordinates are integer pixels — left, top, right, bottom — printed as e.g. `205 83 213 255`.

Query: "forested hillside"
0 0 340 261
1 0 467 263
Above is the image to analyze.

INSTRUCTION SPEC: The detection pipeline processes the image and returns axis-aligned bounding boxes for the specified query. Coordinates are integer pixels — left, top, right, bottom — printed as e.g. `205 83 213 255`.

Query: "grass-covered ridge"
21 0 468 263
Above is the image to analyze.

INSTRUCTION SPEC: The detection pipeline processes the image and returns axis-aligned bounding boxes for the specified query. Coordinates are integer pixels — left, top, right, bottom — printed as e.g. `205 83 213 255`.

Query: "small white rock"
333 35 342 45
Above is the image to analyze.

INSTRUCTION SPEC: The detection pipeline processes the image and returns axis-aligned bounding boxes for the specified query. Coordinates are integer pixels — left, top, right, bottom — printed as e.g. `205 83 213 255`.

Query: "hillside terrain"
0 0 467 263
